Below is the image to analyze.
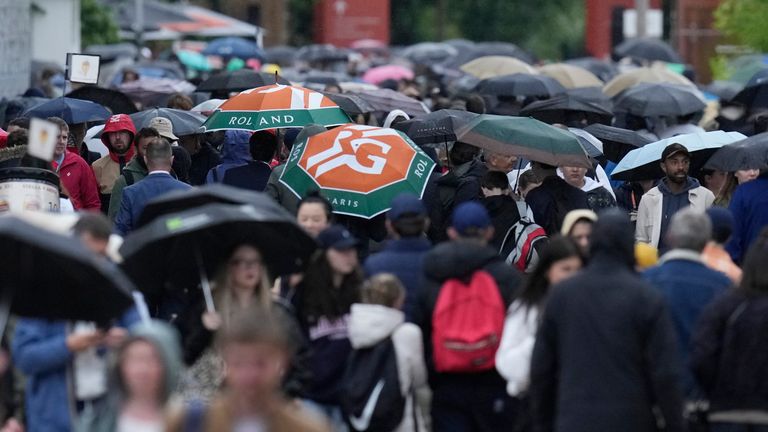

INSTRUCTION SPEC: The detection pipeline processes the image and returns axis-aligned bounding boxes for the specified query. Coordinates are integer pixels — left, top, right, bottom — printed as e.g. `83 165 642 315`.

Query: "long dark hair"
299 250 361 323
740 227 768 295
517 236 582 308
298 190 334 222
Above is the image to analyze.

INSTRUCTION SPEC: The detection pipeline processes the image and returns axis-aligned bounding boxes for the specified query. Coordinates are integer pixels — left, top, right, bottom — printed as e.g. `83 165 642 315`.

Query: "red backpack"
431 270 505 373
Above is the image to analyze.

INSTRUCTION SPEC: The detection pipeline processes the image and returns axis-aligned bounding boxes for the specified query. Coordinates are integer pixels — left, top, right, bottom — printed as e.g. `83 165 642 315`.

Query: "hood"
348 304 405 348
424 240 500 281
561 209 598 236
0 145 27 163
101 114 137 152
112 320 182 403
589 209 635 267
658 176 699 196
220 130 252 165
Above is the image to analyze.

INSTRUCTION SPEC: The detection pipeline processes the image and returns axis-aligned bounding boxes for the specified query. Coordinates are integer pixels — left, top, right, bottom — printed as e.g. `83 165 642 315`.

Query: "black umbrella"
129 108 207 137
475 73 566 98
613 83 706 117
304 72 345 87
565 57 619 82
296 44 350 63
393 109 479 145
613 38 683 63
441 42 535 69
137 184 277 227
23 97 112 124
584 123 652 163
703 81 744 102
0 216 134 325
401 42 458 66
66 86 138 115
120 203 317 298
705 133 768 171
565 86 614 108
732 76 768 110
323 92 377 117
351 89 430 117
519 93 614 125
264 46 297 66
196 70 290 93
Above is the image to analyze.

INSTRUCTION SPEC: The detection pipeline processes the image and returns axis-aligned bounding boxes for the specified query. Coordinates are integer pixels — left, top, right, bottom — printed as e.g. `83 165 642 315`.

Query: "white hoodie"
348 304 430 432
495 300 540 396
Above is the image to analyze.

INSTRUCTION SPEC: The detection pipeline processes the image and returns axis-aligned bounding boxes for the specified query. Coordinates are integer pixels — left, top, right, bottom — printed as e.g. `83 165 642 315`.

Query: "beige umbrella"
603 67 695 97
460 56 538 79
538 63 603 89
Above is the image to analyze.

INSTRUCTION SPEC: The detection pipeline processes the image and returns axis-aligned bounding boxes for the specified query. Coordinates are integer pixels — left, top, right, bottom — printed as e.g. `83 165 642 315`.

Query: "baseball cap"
388 193 426 221
661 143 690 162
317 225 359 250
148 117 178 141
451 201 491 235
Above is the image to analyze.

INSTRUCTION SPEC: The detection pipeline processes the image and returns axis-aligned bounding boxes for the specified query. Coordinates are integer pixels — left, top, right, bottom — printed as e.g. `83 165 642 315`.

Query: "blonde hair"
214 245 273 328
362 274 405 308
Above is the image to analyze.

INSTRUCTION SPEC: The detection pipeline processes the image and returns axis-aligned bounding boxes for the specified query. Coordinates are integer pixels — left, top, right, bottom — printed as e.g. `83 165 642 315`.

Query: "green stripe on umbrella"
202 107 349 132
456 114 592 168
279 125 436 218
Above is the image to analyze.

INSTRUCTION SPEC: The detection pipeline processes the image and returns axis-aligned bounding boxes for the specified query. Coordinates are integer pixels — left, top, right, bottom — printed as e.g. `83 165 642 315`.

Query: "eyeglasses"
229 258 262 268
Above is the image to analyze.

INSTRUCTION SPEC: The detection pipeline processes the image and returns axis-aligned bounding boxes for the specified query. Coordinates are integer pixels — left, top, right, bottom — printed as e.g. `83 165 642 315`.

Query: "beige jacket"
635 184 714 248
91 155 123 194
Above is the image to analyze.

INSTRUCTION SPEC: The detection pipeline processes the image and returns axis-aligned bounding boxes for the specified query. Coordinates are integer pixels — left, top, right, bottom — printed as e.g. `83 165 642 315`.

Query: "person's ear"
447 227 460 241
659 161 668 175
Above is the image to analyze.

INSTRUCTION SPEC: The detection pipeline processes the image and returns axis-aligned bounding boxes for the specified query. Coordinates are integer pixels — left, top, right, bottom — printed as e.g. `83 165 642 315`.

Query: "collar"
108 146 135 163
658 249 704 265
148 170 170 176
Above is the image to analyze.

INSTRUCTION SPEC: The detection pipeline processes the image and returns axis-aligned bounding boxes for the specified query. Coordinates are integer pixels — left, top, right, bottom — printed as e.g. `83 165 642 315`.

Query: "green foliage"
81 0 120 47
709 55 730 81
714 0 768 52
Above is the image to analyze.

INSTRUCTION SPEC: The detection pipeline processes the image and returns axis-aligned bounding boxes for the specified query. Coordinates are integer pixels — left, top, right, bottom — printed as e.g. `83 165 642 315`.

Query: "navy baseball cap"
661 143 690 162
451 201 491 235
388 193 427 221
317 225 359 250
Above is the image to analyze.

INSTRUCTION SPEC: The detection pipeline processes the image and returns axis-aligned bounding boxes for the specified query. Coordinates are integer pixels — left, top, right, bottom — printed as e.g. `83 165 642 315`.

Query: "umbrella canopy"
137 184 276 227
584 123 652 163
614 38 683 63
401 42 458 65
460 56 538 80
304 72 346 87
175 50 213 72
362 65 415 85
565 57 619 82
202 37 265 61
455 114 591 168
519 93 614 125
612 83 707 117
475 73 566 98
603 67 695 97
202 84 351 132
612 131 747 181
23 97 111 124
703 80 744 102
324 92 377 117
119 78 196 107
443 42 535 69
705 132 768 171
0 216 134 324
351 89 430 117
191 99 226 117
392 109 479 145
263 45 297 66
731 77 768 110
196 70 290 93
538 63 603 89
279 124 436 218
120 202 316 296
569 127 604 158
66 86 138 115
295 44 350 63
130 108 207 137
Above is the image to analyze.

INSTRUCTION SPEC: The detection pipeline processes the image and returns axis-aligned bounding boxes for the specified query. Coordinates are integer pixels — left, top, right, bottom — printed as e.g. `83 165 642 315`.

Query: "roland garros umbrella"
455 114 591 168
705 132 768 172
279 124 436 218
201 84 351 132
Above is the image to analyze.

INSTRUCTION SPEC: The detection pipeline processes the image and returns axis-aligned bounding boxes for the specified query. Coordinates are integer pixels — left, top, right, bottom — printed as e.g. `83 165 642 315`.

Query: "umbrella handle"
195 248 216 314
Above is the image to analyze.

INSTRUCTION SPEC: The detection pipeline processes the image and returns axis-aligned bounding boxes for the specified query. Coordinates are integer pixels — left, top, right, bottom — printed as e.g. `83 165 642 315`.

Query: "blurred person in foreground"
167 308 330 432
530 210 685 432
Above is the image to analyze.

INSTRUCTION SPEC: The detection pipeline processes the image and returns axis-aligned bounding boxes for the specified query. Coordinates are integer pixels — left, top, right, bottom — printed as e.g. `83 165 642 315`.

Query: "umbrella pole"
132 291 152 325
195 248 216 314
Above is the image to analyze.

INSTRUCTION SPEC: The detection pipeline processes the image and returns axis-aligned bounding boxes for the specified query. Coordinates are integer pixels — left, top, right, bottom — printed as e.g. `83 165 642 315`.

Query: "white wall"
0 0 31 98
31 0 81 66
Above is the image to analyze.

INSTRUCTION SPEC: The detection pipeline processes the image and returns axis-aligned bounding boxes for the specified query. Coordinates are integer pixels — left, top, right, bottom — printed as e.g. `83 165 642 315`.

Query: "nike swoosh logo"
348 379 385 431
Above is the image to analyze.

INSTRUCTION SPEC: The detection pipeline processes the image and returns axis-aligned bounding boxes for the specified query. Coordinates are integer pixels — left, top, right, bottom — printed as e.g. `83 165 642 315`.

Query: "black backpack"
340 338 405 432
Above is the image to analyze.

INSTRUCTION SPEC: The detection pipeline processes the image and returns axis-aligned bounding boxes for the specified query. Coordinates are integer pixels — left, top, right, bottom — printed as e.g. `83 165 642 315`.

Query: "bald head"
144 137 173 171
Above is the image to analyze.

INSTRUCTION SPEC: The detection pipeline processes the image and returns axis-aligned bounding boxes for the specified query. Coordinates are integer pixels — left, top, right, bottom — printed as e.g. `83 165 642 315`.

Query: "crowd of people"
1 36 768 432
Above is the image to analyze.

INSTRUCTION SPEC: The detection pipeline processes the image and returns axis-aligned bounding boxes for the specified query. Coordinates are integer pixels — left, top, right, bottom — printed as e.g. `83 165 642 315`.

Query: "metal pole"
134 0 144 51
636 0 649 38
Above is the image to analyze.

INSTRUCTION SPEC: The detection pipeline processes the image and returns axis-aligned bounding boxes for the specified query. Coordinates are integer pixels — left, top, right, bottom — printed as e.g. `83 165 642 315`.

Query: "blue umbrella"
611 131 746 181
202 37 265 61
23 97 111 124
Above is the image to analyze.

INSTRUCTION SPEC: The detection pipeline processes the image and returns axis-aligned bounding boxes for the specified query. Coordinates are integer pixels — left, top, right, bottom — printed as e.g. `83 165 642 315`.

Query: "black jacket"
430 159 487 242
691 291 768 413
189 143 222 186
481 194 522 251
222 160 272 192
529 211 685 432
526 176 589 235
412 240 521 385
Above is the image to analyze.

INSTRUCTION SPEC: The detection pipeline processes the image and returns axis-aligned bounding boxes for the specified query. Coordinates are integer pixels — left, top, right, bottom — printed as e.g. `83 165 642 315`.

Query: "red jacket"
52 152 101 211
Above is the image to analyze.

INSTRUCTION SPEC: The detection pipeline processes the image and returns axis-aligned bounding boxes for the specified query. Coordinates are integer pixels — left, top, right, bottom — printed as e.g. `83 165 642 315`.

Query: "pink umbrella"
0 128 7 149
363 65 415 85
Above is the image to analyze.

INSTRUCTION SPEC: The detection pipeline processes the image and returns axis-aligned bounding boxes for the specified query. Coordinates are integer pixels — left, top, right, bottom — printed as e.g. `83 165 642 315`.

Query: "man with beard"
107 127 160 220
635 143 714 250
92 114 137 213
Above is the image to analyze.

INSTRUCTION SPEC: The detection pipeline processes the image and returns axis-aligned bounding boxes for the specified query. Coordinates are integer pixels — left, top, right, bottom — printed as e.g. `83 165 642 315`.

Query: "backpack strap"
182 399 207 432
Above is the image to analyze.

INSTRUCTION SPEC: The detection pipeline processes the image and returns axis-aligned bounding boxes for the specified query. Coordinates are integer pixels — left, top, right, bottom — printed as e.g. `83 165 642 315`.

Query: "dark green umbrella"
455 114 591 168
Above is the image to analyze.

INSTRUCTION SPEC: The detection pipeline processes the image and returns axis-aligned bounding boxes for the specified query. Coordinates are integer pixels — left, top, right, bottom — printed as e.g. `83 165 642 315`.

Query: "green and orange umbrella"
201 83 351 132
279 124 436 218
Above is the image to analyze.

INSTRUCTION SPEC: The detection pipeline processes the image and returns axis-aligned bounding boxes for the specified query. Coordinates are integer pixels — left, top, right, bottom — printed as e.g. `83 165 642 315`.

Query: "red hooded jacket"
94 114 137 195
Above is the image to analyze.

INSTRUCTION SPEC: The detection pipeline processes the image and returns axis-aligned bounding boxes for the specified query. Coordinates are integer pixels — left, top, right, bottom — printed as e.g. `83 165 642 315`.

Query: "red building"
313 0 390 47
